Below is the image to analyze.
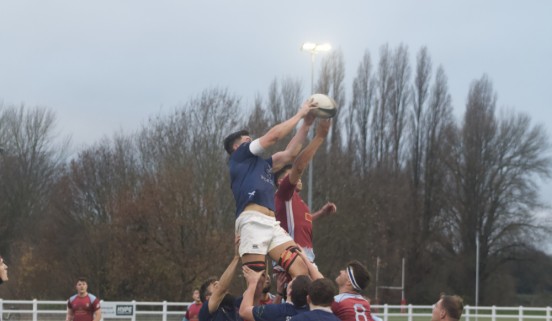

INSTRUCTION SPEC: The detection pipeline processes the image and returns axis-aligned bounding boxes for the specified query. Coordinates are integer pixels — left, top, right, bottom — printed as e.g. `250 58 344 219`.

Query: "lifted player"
223 99 316 277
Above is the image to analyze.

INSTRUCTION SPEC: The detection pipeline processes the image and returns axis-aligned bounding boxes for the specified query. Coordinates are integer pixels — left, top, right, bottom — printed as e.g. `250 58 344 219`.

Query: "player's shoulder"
333 293 368 303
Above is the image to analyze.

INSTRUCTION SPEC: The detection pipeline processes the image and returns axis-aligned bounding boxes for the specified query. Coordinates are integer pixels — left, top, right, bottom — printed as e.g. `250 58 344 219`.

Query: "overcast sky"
1 0 551 246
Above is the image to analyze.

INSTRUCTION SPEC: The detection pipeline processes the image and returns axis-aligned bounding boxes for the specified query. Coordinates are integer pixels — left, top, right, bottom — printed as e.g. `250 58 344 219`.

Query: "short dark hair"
441 295 464 321
199 277 218 303
290 275 312 307
347 260 371 291
223 130 249 155
274 164 292 186
76 277 88 284
308 278 336 307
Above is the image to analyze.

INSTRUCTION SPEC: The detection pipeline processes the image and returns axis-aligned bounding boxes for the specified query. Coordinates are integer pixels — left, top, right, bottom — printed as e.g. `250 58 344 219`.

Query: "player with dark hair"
240 266 312 321
431 294 464 321
290 278 339 321
223 99 317 278
66 277 102 321
273 118 336 264
198 237 241 321
332 261 374 321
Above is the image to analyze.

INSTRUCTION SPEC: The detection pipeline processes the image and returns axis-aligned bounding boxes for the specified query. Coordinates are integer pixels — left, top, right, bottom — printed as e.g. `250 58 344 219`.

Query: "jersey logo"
248 190 256 199
305 212 312 222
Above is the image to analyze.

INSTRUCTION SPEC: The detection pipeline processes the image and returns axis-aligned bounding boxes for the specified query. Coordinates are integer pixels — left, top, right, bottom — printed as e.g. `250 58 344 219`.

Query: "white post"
546 306 551 321
492 305 496 321
475 230 480 307
132 300 137 321
375 257 380 304
518 306 523 321
407 304 413 321
306 51 315 209
33 298 38 321
0 299 3 321
465 305 470 321
401 258 406 303
162 301 168 321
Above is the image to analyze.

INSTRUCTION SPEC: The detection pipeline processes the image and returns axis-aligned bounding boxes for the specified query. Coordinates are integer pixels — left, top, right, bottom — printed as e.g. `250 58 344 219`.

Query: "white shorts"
235 210 293 257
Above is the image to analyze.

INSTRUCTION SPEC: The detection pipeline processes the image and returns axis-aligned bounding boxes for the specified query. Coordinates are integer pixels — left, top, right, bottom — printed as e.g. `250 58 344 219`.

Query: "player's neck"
78 292 88 297
339 285 357 295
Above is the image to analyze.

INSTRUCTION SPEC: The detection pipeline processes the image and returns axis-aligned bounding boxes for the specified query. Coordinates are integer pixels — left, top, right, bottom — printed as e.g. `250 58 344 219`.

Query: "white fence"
1 299 551 321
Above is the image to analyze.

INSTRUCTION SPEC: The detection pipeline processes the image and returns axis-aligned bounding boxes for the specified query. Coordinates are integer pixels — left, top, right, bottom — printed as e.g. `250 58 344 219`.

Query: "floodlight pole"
301 42 331 209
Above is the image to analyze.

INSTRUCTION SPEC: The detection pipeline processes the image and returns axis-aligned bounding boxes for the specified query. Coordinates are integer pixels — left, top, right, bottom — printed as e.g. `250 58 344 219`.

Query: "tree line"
0 44 551 305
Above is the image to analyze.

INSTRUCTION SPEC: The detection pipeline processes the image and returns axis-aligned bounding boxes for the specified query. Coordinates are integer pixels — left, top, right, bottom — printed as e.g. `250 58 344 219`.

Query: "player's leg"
236 212 271 272
268 240 308 278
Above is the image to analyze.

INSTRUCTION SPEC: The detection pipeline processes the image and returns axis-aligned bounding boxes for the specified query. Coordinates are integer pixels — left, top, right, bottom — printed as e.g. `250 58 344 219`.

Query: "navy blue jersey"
199 297 242 321
252 303 308 321
290 310 340 321
229 142 275 217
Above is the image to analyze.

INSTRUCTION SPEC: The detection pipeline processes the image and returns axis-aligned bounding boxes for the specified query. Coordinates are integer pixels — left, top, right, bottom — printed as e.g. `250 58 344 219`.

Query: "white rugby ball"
310 93 337 118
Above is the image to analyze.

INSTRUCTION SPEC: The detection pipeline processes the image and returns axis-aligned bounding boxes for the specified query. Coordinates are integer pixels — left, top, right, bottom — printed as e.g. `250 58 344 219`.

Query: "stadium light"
300 42 332 209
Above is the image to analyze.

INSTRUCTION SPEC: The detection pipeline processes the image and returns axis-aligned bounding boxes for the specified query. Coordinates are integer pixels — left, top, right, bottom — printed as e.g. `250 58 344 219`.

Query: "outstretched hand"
299 98 318 118
242 265 264 286
321 202 337 216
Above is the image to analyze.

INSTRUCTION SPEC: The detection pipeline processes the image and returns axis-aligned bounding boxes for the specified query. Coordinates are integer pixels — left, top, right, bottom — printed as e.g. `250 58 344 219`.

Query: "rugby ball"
310 93 337 118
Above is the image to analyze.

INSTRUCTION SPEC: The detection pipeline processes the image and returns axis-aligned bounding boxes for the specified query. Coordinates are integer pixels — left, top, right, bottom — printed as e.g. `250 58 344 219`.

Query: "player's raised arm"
272 112 316 172
257 99 316 151
288 118 331 185
239 266 264 321
207 237 241 313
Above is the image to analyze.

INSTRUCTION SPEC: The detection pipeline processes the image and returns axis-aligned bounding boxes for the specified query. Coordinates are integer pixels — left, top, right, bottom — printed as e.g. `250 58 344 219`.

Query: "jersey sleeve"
275 175 295 201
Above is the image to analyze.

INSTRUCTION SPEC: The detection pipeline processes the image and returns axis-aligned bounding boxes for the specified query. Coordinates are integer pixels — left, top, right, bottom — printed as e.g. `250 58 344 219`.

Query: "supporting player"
198 237 241 321
332 261 374 321
240 266 311 321
431 294 464 321
290 278 340 321
223 99 317 278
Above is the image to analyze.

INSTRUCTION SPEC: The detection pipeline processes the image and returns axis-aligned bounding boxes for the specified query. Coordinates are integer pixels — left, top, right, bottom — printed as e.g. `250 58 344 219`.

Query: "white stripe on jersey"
334 293 369 303
285 199 295 239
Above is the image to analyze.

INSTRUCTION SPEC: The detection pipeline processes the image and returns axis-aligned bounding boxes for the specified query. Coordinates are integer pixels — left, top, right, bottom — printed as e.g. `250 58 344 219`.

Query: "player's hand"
234 235 241 257
303 112 316 126
322 202 337 215
299 98 318 118
242 265 263 286
275 271 288 294
315 119 331 138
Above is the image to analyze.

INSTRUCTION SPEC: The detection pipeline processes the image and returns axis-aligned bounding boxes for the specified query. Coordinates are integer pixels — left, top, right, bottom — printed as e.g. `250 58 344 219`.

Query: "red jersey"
186 302 202 321
275 176 313 248
332 293 374 321
67 294 101 321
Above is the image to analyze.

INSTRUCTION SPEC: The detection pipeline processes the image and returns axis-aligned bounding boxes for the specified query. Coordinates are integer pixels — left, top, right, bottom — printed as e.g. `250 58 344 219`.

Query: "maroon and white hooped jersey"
275 175 313 248
332 293 375 321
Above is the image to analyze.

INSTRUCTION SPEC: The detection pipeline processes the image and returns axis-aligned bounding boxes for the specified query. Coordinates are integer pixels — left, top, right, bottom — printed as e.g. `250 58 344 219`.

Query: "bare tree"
444 75 551 303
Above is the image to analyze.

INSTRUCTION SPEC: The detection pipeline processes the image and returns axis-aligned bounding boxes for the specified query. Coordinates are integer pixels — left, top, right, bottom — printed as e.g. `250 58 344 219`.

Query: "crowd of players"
192 99 465 321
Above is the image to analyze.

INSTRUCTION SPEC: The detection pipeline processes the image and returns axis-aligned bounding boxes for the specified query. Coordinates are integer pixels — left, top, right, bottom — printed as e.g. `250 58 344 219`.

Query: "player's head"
432 294 464 321
199 276 218 303
307 278 336 307
0 256 8 283
335 260 371 292
192 288 200 302
223 130 251 155
75 277 89 295
289 275 312 307
274 164 292 187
